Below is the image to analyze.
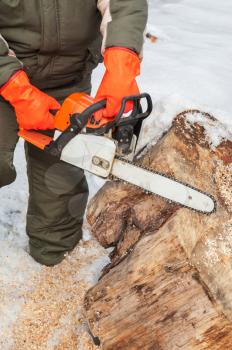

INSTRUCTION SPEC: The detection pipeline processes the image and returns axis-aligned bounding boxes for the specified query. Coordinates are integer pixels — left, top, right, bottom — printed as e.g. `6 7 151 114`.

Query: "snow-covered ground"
0 0 232 348
137 0 232 151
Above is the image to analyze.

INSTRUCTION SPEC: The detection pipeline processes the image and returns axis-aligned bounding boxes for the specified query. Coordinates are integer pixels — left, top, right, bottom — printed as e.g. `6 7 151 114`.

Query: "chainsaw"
18 93 216 214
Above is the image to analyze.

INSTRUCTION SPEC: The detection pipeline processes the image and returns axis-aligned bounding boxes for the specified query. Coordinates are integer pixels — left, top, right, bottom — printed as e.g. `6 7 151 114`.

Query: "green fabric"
0 36 22 84
26 142 89 266
0 0 148 88
0 87 89 266
106 0 148 52
0 0 102 88
0 97 18 187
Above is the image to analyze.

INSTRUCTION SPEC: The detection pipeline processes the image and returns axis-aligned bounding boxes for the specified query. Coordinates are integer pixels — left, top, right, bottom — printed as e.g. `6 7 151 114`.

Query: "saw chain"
111 155 217 215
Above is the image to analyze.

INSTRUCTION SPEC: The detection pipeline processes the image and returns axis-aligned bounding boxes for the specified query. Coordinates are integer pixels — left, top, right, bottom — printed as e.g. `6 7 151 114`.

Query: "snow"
0 0 232 348
186 112 232 148
137 0 232 152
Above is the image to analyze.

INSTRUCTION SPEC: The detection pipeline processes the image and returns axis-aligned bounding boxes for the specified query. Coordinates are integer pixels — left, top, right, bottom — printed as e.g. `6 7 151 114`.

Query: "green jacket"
0 0 148 90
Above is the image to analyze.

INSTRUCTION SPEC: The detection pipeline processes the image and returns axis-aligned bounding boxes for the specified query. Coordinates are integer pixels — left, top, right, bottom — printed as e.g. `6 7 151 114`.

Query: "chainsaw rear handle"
17 100 107 153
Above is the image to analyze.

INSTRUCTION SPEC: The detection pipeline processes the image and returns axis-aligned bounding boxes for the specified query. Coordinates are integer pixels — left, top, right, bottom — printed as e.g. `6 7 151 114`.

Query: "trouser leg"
26 85 90 266
26 143 89 266
0 97 18 188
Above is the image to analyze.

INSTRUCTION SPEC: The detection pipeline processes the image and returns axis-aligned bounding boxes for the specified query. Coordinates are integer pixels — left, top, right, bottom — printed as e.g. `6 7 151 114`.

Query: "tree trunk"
84 111 232 350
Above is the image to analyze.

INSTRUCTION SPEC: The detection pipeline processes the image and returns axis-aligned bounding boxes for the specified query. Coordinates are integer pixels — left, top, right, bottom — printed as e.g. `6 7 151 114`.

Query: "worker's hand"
0 70 60 130
94 47 140 121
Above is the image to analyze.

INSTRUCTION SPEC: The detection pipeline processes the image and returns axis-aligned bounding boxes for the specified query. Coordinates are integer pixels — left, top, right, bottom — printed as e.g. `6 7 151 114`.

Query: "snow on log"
84 111 232 349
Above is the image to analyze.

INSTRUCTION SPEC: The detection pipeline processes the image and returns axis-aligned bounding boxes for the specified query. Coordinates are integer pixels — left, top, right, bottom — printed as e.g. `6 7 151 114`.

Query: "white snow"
0 0 232 348
186 112 232 148
137 0 232 152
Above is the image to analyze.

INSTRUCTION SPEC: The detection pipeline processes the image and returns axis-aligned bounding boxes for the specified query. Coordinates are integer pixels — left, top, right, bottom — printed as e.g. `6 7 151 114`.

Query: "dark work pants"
0 83 89 266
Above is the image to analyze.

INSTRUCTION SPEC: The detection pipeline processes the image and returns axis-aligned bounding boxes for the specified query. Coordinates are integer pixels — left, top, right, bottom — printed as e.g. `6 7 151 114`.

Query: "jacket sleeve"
0 34 23 87
97 0 148 55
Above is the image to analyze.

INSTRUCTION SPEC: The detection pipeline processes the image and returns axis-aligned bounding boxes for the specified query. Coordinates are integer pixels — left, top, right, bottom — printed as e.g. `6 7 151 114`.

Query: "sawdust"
203 220 232 270
11 240 106 350
215 163 232 211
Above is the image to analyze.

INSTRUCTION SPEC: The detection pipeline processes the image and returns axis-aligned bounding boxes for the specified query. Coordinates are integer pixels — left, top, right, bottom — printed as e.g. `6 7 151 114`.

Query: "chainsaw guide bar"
111 156 216 215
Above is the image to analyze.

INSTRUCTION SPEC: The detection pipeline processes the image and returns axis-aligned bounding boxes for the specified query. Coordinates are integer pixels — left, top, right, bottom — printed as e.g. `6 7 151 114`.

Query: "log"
84 111 232 350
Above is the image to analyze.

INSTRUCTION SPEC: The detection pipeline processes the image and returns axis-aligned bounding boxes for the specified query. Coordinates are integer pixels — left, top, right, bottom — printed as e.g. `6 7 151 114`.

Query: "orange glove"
94 47 140 121
0 70 60 130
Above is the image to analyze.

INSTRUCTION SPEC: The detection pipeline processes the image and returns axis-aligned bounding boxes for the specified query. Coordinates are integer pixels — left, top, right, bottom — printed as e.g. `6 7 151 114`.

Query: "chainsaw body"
19 92 152 177
60 134 116 178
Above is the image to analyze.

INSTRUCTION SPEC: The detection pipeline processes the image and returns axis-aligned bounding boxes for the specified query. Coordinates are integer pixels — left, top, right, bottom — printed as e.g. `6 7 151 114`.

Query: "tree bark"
85 111 232 350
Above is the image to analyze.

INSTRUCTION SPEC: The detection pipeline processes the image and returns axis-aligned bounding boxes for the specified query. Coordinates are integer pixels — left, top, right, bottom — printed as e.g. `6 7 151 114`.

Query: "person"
0 0 148 266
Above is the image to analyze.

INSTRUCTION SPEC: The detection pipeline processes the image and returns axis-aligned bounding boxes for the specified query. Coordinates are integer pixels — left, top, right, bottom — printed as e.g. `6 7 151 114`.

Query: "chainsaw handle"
71 93 152 130
114 93 153 125
71 99 106 129
42 100 107 158
85 93 153 135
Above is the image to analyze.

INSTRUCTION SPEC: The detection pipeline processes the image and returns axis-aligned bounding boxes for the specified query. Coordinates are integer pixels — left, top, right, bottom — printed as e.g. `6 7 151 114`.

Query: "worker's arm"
97 0 148 55
95 0 148 119
0 34 23 86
